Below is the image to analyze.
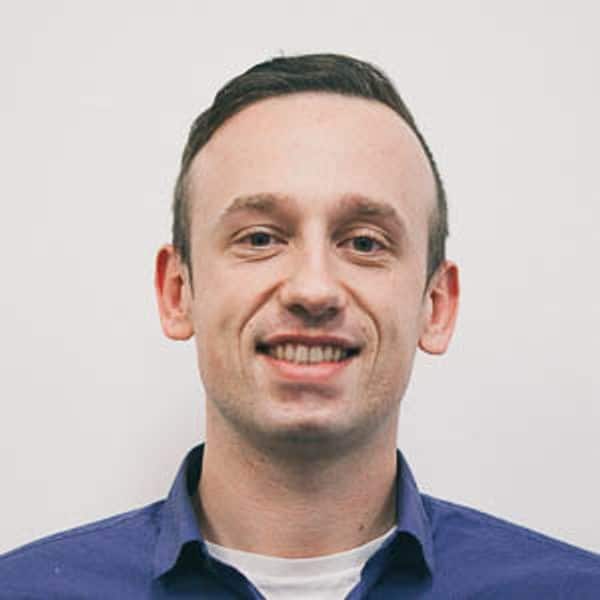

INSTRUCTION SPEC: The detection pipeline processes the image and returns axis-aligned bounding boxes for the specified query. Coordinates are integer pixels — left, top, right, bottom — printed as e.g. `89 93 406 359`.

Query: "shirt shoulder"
0 501 164 599
421 494 600 598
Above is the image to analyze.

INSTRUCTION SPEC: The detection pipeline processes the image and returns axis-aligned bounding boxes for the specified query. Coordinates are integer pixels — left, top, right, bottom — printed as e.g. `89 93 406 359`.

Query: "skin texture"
155 92 459 556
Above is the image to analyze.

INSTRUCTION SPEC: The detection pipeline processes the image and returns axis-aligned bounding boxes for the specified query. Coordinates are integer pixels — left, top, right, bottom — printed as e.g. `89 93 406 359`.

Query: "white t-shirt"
205 526 397 600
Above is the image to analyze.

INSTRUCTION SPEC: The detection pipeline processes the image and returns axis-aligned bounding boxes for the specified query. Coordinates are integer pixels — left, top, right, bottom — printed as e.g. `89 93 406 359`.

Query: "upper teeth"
267 343 349 364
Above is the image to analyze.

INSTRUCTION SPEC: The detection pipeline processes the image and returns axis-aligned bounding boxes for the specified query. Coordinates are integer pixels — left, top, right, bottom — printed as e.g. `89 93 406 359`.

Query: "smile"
255 337 361 384
256 342 361 365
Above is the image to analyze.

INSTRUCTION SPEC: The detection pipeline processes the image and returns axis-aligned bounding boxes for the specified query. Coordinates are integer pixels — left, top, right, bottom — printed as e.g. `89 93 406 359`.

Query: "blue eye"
351 236 381 252
248 232 273 246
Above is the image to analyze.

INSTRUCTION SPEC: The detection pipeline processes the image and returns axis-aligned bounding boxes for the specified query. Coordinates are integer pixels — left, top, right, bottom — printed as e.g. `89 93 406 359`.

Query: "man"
1 53 598 599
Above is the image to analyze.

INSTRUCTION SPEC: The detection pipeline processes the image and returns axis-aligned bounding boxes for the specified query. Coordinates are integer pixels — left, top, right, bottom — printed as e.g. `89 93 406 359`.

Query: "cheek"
369 303 422 397
193 294 241 395
374 288 426 362
192 265 267 354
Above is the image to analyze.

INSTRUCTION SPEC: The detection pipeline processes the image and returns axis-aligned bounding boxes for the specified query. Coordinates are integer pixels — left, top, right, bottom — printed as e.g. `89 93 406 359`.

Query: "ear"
154 244 194 340
418 260 460 355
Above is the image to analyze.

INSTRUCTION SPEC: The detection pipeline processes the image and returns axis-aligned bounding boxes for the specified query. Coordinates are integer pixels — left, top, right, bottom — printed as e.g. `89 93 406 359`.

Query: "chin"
248 414 370 458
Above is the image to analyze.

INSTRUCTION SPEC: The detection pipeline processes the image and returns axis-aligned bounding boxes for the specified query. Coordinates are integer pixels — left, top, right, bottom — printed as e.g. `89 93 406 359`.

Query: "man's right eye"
236 230 283 248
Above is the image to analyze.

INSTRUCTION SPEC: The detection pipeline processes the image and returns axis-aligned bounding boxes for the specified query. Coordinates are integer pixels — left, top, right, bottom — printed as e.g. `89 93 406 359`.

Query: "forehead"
187 92 436 233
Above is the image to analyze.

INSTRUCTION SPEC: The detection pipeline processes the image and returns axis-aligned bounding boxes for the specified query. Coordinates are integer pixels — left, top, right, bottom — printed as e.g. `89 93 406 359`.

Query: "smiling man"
1 54 599 599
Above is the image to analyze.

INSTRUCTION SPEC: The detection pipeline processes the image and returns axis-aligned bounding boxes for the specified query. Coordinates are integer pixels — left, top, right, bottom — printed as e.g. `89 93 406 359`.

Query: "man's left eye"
347 236 383 253
247 232 274 246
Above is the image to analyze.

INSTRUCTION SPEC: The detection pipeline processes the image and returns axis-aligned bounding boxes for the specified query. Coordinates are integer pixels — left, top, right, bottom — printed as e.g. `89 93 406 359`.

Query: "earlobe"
418 261 460 355
154 244 194 341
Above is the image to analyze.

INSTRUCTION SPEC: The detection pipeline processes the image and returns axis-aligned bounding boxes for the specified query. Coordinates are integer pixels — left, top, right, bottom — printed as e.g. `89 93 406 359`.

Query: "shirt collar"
153 444 207 578
153 444 435 578
392 449 435 574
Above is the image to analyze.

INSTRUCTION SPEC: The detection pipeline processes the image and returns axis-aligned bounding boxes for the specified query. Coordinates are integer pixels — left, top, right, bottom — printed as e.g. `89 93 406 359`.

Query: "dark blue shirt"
1 444 599 598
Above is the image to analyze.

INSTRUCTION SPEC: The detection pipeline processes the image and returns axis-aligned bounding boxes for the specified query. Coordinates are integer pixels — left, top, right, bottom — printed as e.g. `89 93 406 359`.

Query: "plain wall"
1 1 598 554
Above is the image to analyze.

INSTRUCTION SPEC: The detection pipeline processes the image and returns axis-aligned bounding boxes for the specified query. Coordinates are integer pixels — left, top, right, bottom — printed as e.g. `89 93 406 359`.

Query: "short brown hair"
172 53 448 284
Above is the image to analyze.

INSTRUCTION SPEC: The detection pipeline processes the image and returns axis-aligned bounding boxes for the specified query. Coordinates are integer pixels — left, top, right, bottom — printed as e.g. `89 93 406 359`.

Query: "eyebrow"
217 191 406 236
333 194 406 234
218 193 292 223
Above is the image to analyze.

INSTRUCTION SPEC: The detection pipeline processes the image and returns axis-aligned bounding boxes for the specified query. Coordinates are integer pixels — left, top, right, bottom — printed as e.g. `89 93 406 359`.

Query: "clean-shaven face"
184 93 437 454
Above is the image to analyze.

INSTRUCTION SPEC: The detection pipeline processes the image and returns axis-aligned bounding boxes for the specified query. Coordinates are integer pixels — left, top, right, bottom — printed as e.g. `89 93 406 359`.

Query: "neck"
195 425 398 558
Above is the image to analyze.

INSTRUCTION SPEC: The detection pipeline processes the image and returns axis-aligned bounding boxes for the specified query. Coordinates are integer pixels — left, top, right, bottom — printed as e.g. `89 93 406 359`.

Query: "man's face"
181 93 442 453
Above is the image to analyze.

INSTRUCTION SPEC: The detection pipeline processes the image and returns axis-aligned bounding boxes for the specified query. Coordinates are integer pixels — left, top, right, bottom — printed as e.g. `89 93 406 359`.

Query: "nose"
278 246 346 325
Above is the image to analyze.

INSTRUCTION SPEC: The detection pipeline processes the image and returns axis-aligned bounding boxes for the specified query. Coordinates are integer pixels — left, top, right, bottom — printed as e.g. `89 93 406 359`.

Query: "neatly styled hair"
173 53 447 284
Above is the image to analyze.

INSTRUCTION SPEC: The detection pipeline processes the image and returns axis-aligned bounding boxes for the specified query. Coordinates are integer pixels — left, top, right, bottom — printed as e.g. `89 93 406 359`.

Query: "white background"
1 1 598 555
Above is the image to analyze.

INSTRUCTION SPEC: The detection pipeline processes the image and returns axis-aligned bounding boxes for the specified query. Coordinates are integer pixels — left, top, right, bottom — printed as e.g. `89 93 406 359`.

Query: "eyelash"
236 230 387 254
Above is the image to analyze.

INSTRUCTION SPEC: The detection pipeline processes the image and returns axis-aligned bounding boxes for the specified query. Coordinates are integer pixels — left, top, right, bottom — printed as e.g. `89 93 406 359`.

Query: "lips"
255 333 362 383
259 342 359 364
256 333 361 356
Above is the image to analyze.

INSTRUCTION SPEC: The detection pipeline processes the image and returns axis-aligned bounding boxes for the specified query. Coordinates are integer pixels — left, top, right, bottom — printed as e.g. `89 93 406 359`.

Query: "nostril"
288 304 339 324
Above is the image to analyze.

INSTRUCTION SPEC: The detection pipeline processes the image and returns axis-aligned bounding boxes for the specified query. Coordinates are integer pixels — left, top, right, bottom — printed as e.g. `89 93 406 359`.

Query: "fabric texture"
204 525 397 600
1 443 599 599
